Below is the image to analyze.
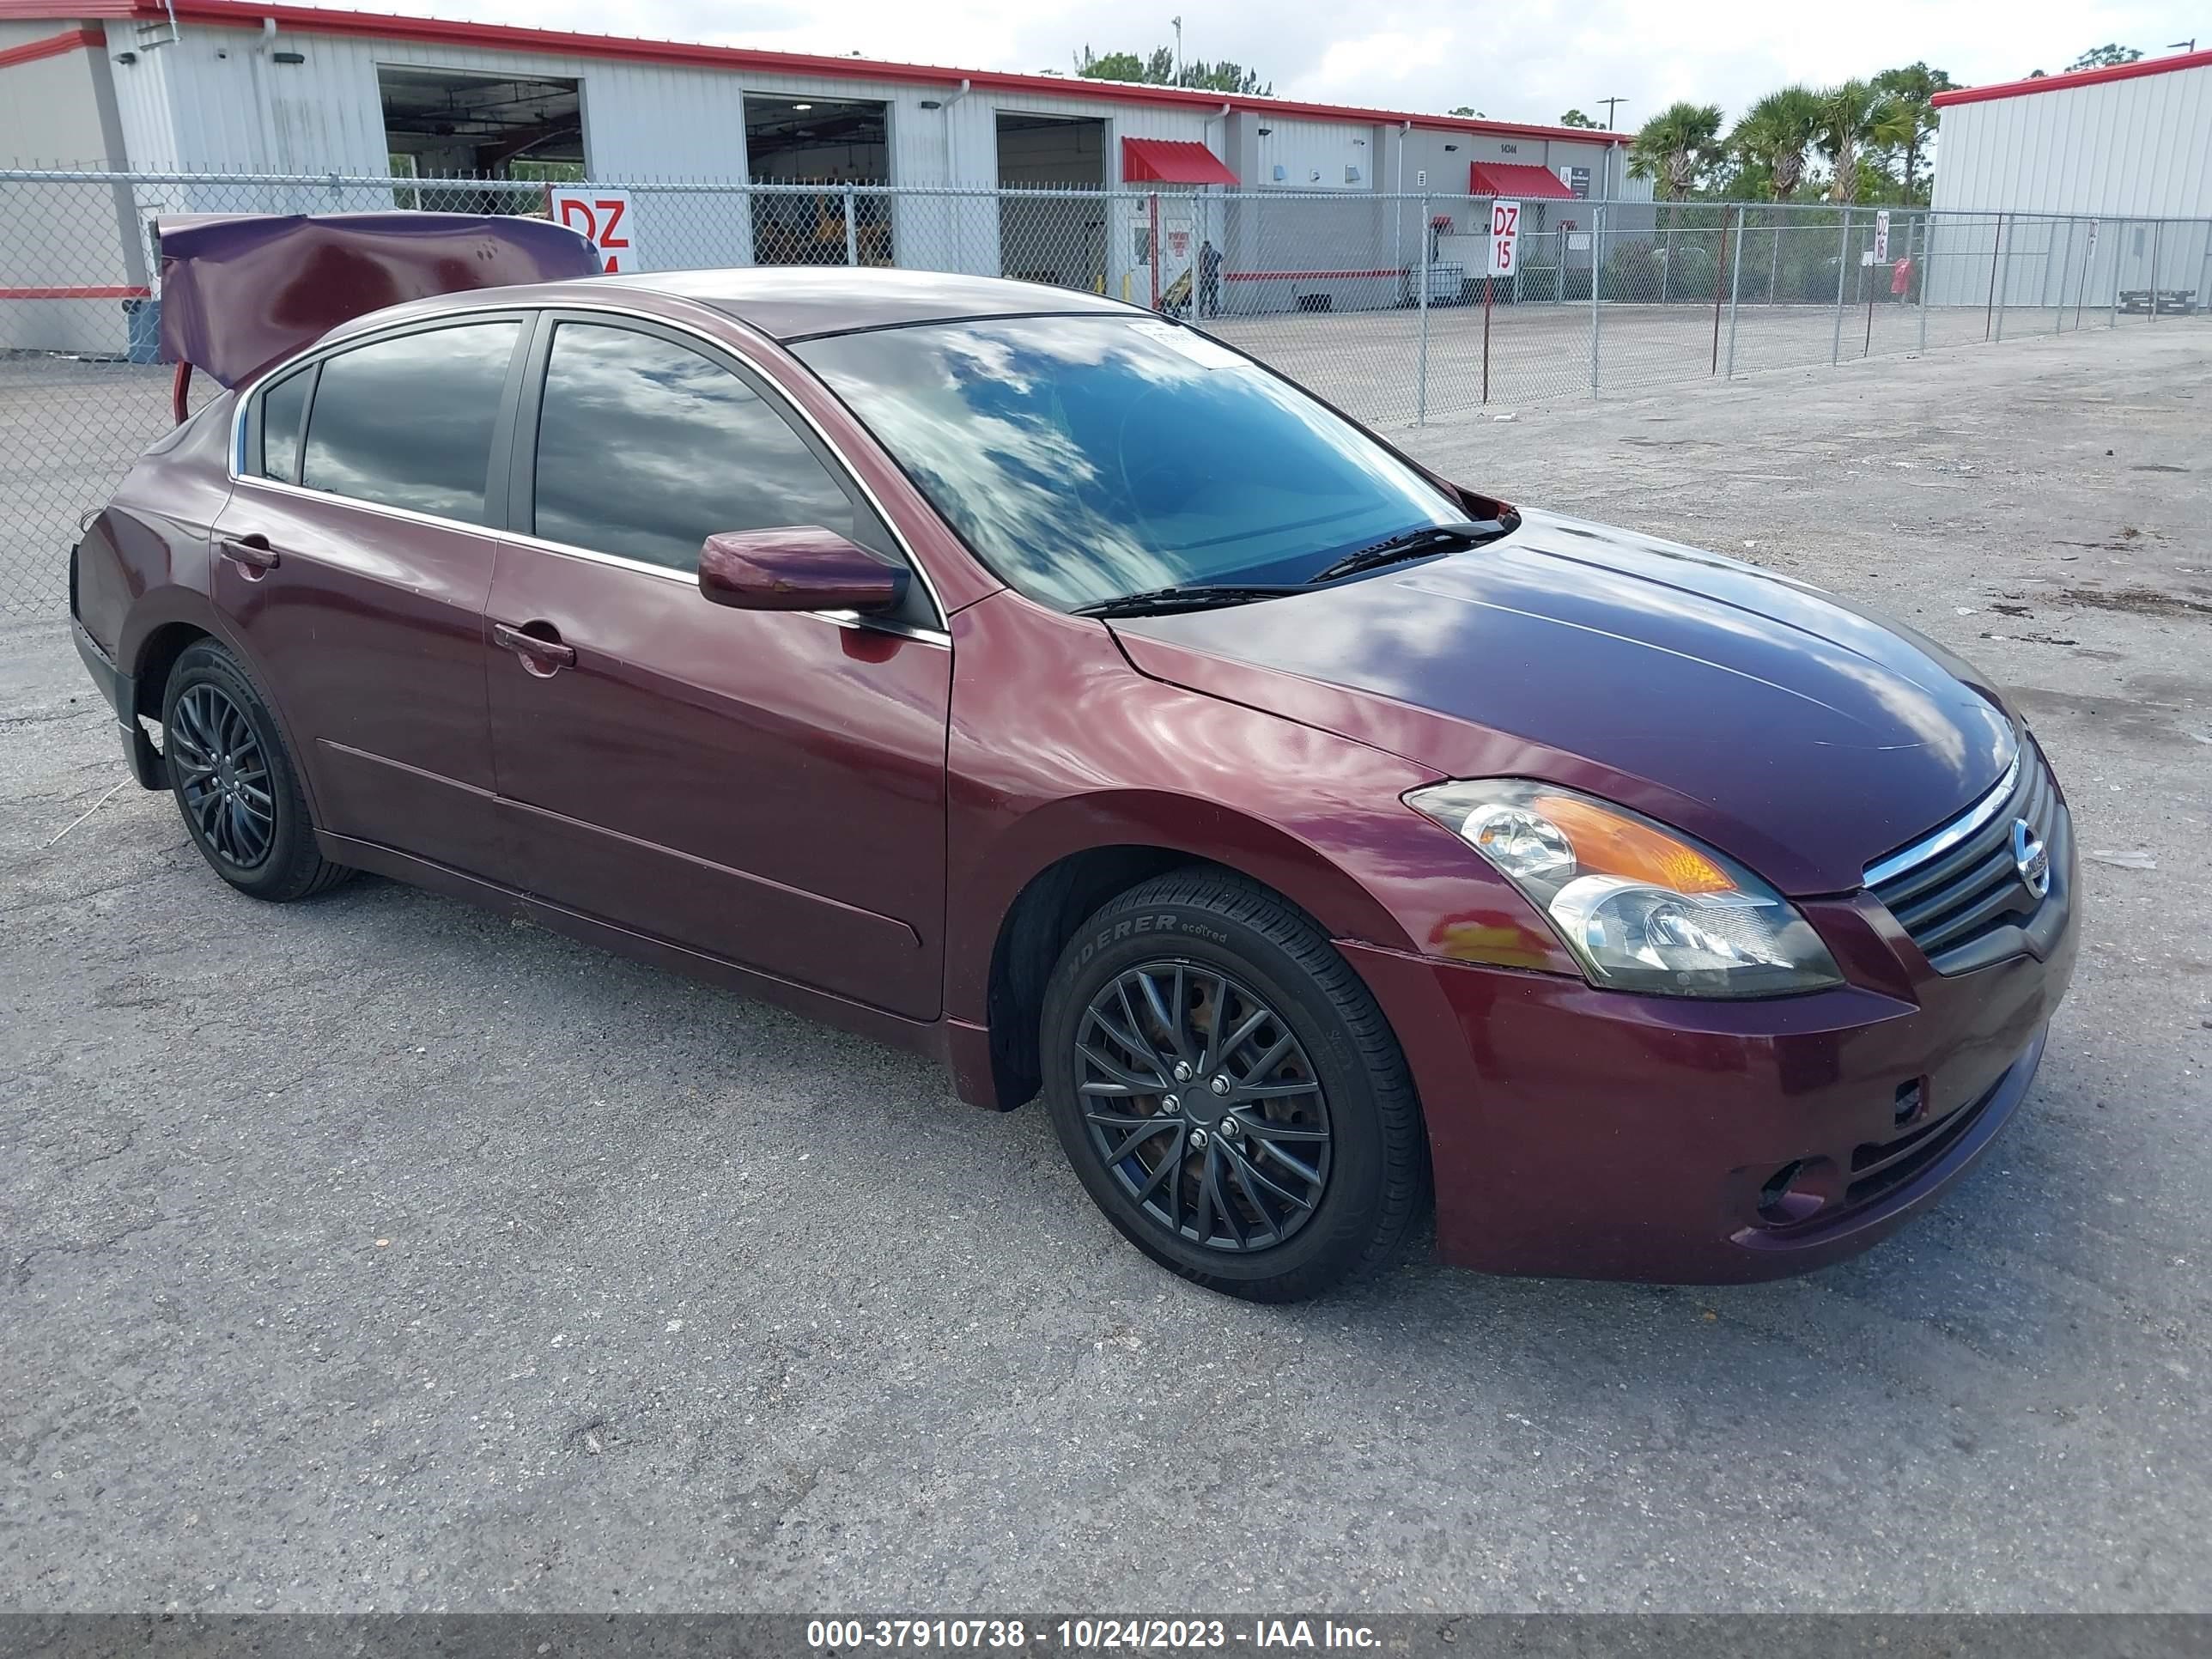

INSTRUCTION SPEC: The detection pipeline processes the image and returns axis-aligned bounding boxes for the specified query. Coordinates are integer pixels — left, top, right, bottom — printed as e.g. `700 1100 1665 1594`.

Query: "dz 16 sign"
1873 208 1891 264
1486 199 1520 278
548 187 639 273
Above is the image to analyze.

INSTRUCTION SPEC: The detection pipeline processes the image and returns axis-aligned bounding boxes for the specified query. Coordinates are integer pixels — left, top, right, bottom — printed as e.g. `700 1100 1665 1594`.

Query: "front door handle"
493 621 577 676
218 534 280 574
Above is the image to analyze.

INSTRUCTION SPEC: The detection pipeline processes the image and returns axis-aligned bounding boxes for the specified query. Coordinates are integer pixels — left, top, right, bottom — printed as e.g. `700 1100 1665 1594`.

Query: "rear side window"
301 321 522 524
258 368 311 483
530 322 878 573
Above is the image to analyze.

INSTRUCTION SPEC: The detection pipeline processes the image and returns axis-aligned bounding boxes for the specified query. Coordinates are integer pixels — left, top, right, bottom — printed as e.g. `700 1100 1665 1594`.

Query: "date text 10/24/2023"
806 1620 1382 1650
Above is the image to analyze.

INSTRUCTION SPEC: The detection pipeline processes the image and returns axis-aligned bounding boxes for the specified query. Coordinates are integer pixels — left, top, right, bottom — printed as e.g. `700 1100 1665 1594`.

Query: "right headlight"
1406 779 1844 999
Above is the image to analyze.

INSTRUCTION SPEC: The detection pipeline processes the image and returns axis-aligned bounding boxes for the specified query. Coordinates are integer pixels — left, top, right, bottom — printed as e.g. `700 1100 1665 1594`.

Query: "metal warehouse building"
0 0 1638 349
1926 47 2212 310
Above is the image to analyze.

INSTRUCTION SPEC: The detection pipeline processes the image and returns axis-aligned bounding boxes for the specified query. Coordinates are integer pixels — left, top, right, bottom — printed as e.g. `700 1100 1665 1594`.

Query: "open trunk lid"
155 211 601 413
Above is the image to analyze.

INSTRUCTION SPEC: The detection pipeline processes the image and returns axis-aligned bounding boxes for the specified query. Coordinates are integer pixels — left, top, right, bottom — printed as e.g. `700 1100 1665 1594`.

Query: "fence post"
1589 202 1604 393
1830 207 1851 365
2112 221 2124 327
1723 204 1745 379
1917 213 1929 352
2150 221 2162 322
1710 206 1733 374
1984 212 2003 339
2056 218 2071 333
842 186 858 266
1417 193 1431 425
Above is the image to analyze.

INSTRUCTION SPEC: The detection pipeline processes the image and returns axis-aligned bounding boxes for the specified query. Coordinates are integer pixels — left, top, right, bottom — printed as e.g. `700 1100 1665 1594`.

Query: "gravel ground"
2 324 2209 1614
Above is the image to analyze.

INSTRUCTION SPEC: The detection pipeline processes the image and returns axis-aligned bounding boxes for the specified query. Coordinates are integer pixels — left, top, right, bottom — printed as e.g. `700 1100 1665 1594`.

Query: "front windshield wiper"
1071 583 1306 619
1305 519 1511 586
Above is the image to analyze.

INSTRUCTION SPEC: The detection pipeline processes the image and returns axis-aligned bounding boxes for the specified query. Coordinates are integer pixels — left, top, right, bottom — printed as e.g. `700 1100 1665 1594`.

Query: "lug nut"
1158 1095 1180 1115
1210 1075 1231 1096
1172 1061 1194 1083
1189 1127 1209 1150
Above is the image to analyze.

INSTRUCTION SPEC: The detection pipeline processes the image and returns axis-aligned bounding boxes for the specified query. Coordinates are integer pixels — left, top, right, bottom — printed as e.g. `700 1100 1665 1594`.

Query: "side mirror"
697 527 910 615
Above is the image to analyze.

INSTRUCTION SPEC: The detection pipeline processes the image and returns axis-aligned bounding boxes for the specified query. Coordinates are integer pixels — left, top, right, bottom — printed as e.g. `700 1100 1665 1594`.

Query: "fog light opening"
1756 1160 1828 1226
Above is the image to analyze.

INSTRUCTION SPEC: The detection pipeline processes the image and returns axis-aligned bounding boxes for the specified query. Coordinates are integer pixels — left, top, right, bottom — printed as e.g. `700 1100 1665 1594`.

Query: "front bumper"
1340 828 2077 1283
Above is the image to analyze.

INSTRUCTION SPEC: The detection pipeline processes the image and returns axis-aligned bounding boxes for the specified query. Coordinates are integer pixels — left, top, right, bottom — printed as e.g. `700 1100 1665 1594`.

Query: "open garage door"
996 113 1107 291
378 65 584 203
745 95 891 265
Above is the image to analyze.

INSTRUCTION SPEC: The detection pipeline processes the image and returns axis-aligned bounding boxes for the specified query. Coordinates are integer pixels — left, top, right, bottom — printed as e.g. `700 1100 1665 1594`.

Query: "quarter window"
300 321 522 524
530 322 878 574
258 367 312 483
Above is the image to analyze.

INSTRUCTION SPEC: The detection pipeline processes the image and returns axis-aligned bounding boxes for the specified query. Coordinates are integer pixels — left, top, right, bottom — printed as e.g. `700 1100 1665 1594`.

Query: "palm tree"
1728 86 1823 200
1626 100 1725 202
1815 79 1912 203
1869 64 1954 201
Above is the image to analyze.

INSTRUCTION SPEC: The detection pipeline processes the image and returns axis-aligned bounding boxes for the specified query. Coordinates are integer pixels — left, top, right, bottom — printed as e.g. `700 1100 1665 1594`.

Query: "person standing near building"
1199 238 1223 319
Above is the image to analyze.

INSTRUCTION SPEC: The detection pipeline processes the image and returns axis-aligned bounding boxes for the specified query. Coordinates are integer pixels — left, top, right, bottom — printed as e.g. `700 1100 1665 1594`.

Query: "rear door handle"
218 535 280 573
493 621 577 675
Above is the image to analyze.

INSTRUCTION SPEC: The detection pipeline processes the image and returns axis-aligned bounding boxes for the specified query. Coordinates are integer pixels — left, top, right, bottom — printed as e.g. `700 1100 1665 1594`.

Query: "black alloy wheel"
161 640 353 902
1075 962 1333 1253
167 681 275 868
1041 870 1430 1302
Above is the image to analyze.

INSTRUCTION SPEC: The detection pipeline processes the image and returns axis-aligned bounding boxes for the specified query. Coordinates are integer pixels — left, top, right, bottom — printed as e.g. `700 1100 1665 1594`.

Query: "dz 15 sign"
1486 198 1520 278
548 187 639 272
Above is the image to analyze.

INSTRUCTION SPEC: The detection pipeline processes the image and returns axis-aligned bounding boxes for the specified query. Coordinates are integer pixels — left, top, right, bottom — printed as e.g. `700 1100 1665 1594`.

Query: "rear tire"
161 640 352 902
1040 871 1430 1302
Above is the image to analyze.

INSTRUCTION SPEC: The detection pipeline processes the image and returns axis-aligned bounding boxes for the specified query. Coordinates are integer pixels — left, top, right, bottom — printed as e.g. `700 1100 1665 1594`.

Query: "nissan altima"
70 225 2075 1300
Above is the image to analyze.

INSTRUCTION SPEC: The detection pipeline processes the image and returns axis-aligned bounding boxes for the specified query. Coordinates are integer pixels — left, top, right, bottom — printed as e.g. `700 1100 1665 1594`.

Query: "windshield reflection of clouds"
797 316 1459 608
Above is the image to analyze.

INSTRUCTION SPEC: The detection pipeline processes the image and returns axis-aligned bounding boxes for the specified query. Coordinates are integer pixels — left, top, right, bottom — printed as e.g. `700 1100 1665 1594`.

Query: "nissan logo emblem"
2011 818 2051 900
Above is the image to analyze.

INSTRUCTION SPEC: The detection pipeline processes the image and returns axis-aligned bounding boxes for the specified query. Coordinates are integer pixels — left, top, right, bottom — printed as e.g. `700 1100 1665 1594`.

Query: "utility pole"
1595 96 1627 200
1172 16 1183 85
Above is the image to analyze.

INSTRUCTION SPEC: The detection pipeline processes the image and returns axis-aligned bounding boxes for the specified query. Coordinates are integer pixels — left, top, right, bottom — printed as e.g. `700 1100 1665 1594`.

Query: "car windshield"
792 314 1466 609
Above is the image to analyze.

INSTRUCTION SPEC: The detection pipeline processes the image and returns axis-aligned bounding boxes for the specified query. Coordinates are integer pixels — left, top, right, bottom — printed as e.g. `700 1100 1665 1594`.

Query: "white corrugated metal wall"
1928 63 2212 307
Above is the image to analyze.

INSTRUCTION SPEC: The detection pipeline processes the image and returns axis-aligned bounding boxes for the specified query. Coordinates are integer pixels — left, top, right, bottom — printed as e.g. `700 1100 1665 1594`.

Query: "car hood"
1109 508 2017 896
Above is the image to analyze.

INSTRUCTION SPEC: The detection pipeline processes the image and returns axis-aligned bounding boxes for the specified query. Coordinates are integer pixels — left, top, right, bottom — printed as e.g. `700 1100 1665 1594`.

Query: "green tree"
1074 44 1270 94
1814 79 1911 202
1448 105 1485 118
1727 85 1822 199
1626 100 1725 200
1557 108 1601 128
2067 43 2142 70
1869 63 1954 201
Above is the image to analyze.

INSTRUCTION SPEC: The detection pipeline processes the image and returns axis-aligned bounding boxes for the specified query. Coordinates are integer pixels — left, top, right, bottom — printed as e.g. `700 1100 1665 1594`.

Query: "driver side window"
529 321 896 577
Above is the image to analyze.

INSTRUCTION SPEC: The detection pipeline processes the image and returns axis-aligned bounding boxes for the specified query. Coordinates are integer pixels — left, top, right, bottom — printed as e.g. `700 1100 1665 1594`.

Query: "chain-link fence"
7 165 2210 616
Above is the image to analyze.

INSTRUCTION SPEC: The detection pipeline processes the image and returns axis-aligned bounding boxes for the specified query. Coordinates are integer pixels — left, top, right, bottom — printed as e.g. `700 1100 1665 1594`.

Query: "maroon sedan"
70 254 2075 1301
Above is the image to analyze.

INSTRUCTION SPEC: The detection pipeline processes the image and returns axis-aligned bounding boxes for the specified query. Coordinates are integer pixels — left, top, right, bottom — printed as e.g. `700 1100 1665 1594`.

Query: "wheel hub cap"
1073 961 1333 1254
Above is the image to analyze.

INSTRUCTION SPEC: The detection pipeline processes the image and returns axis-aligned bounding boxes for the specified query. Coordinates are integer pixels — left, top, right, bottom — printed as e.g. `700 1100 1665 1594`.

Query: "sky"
333 0 2206 128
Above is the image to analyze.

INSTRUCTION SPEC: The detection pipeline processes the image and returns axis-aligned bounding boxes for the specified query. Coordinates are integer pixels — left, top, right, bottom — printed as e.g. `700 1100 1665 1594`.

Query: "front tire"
1041 871 1430 1302
161 640 352 902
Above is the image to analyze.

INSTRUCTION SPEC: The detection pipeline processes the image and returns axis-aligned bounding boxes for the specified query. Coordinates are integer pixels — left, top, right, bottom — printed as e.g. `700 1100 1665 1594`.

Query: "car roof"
587 266 1142 341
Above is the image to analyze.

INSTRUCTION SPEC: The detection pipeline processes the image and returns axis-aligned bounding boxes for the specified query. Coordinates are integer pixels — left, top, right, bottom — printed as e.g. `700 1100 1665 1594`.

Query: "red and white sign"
1873 208 1891 264
548 187 638 273
1486 199 1520 278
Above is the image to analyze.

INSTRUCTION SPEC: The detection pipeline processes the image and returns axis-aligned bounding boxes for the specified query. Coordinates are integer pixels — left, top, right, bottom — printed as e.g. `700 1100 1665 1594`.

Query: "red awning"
1121 137 1239 185
1468 162 1577 199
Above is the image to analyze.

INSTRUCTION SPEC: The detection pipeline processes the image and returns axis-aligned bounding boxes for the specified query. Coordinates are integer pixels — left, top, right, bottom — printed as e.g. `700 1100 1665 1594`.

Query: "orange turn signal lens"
1532 794 1737 895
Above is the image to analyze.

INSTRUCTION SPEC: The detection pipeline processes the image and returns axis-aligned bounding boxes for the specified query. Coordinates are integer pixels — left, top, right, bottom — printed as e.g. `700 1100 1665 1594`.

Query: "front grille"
1844 1073 2004 1209
1866 745 2061 973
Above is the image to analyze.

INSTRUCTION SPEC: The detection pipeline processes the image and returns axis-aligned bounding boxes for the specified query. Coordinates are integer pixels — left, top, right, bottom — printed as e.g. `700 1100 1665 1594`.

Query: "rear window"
300 321 522 524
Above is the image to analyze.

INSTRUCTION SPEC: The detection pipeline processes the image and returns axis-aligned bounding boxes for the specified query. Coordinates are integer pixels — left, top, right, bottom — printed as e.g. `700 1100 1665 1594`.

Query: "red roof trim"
1933 46 2212 107
1121 137 1238 185
1468 161 1576 199
0 0 1631 145
0 23 101 69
